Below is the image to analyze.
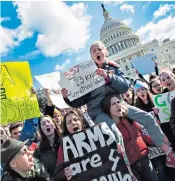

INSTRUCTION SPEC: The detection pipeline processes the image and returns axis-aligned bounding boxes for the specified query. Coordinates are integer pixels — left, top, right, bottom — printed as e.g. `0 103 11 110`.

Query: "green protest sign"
152 91 175 123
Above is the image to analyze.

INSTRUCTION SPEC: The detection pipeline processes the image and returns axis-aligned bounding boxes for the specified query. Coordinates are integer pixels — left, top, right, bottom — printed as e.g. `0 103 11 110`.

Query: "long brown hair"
38 115 61 150
149 78 162 95
136 90 154 104
63 110 86 135
122 88 136 106
102 94 133 124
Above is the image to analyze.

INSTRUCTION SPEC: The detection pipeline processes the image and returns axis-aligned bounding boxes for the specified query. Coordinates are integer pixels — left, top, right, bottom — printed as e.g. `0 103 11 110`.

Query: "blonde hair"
159 71 175 81
90 41 109 57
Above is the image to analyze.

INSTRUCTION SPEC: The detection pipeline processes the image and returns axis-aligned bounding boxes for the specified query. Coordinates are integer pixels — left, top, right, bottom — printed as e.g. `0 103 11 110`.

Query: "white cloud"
0 17 10 23
103 1 124 6
154 4 175 18
0 26 18 55
0 25 32 55
136 15 175 43
55 59 71 70
75 56 83 63
18 50 40 60
120 3 135 14
123 18 133 26
13 1 91 57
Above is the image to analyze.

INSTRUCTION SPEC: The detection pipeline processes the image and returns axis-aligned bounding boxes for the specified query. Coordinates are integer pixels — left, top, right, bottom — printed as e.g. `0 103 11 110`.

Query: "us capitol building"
100 4 175 79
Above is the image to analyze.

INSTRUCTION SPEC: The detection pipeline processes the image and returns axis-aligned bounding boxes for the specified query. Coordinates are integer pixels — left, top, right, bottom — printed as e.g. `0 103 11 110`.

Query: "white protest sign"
35 72 61 90
152 91 175 123
148 146 165 159
131 53 156 75
60 60 105 101
35 72 70 109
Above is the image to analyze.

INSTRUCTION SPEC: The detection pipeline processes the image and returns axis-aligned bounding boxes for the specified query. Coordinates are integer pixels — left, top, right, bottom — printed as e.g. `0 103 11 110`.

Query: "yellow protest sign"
0 62 41 125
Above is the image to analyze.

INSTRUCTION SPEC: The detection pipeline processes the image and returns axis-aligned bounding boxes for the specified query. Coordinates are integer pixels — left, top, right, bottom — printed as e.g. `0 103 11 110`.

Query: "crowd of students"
1 41 175 181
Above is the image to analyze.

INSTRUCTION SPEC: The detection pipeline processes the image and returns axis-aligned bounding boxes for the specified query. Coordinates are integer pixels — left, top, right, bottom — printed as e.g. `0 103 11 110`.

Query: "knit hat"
1 138 28 170
133 81 149 93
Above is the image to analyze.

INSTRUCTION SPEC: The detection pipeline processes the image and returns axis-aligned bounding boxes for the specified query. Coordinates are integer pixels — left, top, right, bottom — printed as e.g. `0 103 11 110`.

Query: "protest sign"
35 72 60 90
152 91 175 123
138 123 165 160
148 146 165 159
0 62 40 125
60 60 105 101
35 72 70 109
131 53 156 75
54 123 131 181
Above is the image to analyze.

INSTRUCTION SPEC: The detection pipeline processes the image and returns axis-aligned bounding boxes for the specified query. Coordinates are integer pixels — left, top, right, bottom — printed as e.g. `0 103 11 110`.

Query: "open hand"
117 143 125 155
152 107 159 115
64 167 72 180
96 68 108 79
61 88 69 98
44 89 51 98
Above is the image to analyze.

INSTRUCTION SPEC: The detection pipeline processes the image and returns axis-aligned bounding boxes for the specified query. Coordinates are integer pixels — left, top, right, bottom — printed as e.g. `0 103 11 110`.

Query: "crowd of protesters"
1 41 175 181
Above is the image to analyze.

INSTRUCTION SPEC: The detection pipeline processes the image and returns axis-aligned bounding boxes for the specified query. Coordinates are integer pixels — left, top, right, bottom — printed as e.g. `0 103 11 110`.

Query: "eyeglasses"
152 84 161 88
152 84 160 88
15 147 31 158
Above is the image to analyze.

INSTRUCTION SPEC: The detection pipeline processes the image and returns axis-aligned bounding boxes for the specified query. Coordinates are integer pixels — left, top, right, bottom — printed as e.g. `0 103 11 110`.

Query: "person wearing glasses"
1 139 51 181
149 78 163 95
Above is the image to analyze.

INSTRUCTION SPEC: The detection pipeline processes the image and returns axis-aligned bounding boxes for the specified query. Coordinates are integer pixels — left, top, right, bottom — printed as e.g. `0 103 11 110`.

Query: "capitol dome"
100 18 125 37
100 4 140 57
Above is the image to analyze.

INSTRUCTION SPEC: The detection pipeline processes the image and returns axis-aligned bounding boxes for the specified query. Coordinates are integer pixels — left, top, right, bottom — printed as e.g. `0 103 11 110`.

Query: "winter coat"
135 100 154 113
1 166 51 181
170 97 175 136
34 144 58 175
117 119 153 165
64 61 130 120
44 105 55 118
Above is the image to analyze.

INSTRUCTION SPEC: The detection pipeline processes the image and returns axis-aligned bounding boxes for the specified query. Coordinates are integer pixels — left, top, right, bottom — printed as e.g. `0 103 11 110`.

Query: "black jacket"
170 97 175 136
1 169 51 181
33 137 60 176
44 105 56 118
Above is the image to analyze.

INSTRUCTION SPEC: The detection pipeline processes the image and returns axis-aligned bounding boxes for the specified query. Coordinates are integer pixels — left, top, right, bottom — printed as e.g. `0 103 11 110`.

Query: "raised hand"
61 88 69 98
96 68 108 79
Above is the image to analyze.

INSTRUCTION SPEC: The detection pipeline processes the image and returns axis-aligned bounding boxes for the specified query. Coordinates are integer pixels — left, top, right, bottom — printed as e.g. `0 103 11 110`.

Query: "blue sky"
1 1 175 88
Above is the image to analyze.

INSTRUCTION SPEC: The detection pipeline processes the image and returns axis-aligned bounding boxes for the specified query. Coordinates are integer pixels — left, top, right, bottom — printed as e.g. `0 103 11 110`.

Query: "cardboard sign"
0 62 41 125
131 53 156 75
55 123 132 181
148 146 165 159
35 72 70 109
152 91 175 123
60 60 105 101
